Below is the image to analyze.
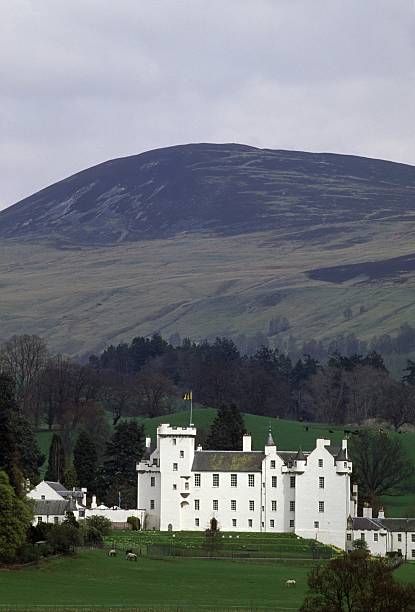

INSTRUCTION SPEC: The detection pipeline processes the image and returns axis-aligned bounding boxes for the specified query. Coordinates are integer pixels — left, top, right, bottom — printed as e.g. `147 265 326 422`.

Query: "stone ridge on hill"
1 143 415 246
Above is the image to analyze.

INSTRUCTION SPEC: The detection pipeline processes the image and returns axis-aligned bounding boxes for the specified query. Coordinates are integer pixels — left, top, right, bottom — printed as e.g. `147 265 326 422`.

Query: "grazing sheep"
286 579 296 587
108 549 117 557
126 552 137 561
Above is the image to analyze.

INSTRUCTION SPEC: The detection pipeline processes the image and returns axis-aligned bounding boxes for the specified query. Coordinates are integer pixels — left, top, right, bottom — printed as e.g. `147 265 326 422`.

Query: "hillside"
1 143 415 358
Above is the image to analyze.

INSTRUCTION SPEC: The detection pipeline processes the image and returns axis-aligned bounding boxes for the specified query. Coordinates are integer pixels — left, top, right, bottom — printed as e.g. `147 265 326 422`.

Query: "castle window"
54 517 59 524
314 521 319 529
361 533 365 541
37 517 42 524
213 499 218 511
398 533 402 542
412 534 415 543
290 501 295 512
41 495 45 500
270 460 275 469
213 474 219 487
232 519 237 527
173 463 178 471
374 533 378 542
194 474 201 487
231 500 236 511
185 482 189 490
271 500 277 511
270 519 274 528
150 476 155 487
180 450 184 458
194 499 200 511
272 476 277 488
319 501 325 513
347 533 352 541
319 477 325 489
290 476 296 488
318 459 323 467
249 500 254 511
248 519 253 528
231 474 237 487
195 518 199 527
173 439 177 445
289 520 294 528
398 548 402 555
248 474 255 487
412 550 415 558
173 484 177 490
344 462 348 468
150 499 155 510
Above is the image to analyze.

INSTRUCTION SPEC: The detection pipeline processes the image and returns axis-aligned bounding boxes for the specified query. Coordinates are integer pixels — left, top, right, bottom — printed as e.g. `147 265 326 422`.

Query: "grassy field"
0 549 310 610
0 550 414 611
104 530 335 560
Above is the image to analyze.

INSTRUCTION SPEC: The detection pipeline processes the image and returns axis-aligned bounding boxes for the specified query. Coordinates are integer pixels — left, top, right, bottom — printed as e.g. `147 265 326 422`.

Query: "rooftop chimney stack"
243 434 252 452
362 503 372 519
145 437 151 449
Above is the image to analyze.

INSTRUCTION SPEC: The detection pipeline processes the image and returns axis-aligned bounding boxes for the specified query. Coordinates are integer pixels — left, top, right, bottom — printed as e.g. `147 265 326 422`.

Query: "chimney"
378 507 385 519
243 434 251 452
197 445 202 451
146 437 151 449
91 495 97 509
362 503 372 518
81 488 87 506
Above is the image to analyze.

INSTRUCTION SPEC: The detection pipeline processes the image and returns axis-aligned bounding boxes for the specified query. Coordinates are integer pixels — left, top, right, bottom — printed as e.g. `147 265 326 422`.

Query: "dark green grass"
0 549 310 610
104 530 334 559
395 562 415 584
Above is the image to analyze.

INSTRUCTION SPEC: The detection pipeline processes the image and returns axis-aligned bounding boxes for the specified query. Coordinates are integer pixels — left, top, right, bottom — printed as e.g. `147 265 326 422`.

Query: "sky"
1 0 415 210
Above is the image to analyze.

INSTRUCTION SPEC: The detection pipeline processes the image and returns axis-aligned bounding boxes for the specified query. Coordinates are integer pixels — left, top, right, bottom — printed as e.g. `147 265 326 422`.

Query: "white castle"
137 424 356 550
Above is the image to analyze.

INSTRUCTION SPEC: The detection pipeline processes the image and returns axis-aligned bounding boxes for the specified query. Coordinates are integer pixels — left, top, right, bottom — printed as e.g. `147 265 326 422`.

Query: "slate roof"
192 451 264 472
335 447 348 461
351 517 415 532
45 481 68 494
33 499 71 516
352 517 380 531
377 518 415 532
265 429 275 446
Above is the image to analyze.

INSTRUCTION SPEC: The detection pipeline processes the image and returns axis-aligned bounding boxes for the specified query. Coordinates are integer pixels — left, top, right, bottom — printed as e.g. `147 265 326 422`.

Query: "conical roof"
295 448 306 462
335 447 348 461
265 427 275 446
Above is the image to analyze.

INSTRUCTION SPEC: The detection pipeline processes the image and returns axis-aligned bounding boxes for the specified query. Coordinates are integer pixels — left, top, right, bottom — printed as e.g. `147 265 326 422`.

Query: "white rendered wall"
294 440 352 550
28 482 64 501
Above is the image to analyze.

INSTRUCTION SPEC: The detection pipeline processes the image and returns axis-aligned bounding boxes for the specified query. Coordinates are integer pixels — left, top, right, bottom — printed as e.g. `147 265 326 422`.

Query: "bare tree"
38 355 74 430
350 429 414 507
135 364 174 417
0 334 48 422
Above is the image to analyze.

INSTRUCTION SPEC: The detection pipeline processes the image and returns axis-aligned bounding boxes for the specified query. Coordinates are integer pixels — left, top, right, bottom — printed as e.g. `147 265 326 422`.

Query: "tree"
0 471 33 562
73 430 97 491
403 359 415 386
100 421 145 507
135 365 174 418
45 434 66 482
0 374 43 492
350 429 414 507
205 404 246 450
300 549 415 611
0 334 48 422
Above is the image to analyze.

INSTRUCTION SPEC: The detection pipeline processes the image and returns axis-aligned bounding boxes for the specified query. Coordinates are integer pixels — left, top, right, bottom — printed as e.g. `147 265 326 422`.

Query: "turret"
264 427 276 456
293 448 306 472
335 446 350 473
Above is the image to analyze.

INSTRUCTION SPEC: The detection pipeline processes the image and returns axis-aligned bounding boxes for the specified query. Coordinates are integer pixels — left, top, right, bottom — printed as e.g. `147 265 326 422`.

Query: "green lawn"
0 549 310 610
104 530 334 559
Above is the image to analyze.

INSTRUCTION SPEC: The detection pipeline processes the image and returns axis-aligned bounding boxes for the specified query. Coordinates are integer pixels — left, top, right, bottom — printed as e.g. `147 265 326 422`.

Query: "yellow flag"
183 391 192 401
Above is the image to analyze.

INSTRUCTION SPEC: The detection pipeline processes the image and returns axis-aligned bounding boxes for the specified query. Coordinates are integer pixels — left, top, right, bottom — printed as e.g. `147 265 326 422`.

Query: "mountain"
1 143 415 363
2 143 415 246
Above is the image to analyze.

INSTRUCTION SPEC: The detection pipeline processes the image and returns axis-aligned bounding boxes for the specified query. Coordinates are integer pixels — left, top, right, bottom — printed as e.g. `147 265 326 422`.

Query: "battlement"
157 423 197 437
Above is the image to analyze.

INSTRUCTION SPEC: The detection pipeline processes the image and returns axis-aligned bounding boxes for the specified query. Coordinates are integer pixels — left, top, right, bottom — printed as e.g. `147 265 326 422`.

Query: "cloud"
1 0 415 208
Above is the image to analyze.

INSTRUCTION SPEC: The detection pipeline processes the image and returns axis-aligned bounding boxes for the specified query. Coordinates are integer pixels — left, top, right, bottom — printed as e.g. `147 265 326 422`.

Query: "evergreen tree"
73 430 97 491
0 375 43 492
100 421 145 507
0 470 33 562
45 434 66 482
205 404 246 450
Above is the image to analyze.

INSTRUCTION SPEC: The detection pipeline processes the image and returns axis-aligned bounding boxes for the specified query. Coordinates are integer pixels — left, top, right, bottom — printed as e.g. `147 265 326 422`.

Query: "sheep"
286 579 296 587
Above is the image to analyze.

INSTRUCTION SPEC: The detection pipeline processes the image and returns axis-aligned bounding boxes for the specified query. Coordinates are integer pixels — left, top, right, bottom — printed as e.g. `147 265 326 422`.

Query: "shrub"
84 515 112 536
46 524 82 555
127 516 140 531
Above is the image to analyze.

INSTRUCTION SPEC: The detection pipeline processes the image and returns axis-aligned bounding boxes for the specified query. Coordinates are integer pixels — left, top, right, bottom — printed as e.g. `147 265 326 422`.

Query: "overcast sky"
1 0 415 210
